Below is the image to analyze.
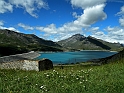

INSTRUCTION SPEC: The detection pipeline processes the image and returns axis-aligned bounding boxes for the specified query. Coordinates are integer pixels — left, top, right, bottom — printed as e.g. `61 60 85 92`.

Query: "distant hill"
57 34 123 51
0 29 62 56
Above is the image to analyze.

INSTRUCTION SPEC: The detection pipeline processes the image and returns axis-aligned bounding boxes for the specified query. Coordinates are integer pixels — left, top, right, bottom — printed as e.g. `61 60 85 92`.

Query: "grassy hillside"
0 44 63 57
0 58 124 93
0 44 28 57
0 29 63 56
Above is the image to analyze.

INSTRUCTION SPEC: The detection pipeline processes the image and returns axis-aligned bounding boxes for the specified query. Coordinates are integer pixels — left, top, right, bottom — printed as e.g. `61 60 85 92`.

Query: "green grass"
0 60 124 93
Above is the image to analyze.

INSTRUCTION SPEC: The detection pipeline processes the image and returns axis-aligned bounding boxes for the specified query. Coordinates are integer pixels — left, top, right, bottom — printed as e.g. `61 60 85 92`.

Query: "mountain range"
0 29 123 56
0 29 62 56
57 34 123 51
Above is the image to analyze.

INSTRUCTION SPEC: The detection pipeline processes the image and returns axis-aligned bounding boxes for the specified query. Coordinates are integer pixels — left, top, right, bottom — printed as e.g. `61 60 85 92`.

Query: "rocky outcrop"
39 58 53 71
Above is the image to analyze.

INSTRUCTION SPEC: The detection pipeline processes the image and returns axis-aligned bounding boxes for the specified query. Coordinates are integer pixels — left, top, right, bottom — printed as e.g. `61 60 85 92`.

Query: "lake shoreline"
38 50 118 54
36 50 117 65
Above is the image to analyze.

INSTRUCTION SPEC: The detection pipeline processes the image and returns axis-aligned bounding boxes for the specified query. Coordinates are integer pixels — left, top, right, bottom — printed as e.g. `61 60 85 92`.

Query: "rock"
38 58 53 71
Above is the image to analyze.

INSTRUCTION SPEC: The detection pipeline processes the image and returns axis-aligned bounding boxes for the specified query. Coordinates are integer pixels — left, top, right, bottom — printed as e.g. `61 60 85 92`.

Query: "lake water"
36 51 117 64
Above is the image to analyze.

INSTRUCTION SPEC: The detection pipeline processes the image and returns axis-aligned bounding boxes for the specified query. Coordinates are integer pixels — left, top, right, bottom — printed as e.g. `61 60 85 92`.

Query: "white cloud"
36 23 83 34
58 22 83 33
0 0 13 13
18 23 34 30
0 26 20 32
106 26 115 31
0 0 48 18
71 0 106 9
73 4 107 27
9 0 48 18
117 6 124 27
92 26 124 44
7 27 20 32
107 27 124 36
35 23 83 41
118 6 124 15
0 20 19 32
70 0 107 27
91 27 100 31
36 24 57 34
72 12 79 18
43 24 57 34
95 31 104 36
0 21 4 26
119 17 124 27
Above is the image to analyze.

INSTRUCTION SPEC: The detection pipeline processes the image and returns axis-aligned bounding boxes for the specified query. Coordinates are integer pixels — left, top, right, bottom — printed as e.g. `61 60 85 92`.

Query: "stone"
22 60 39 71
38 58 53 71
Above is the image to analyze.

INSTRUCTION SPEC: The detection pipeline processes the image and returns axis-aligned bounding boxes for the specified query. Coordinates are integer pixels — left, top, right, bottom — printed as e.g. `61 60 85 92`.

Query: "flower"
83 86 86 88
46 75 49 77
53 70 56 72
40 85 44 89
76 78 79 80
80 82 83 84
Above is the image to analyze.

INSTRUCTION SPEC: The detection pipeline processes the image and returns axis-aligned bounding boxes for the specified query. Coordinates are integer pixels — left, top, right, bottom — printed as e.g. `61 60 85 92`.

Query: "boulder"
38 58 53 71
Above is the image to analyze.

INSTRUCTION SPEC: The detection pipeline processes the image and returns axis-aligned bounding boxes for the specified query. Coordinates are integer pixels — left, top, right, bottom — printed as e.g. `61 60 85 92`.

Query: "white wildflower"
76 78 79 80
46 75 49 77
80 82 82 84
53 70 56 72
40 85 44 89
83 86 86 88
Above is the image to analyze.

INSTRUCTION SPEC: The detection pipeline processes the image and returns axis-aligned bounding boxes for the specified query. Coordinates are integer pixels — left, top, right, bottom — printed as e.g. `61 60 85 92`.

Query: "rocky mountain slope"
0 29 62 56
57 34 123 51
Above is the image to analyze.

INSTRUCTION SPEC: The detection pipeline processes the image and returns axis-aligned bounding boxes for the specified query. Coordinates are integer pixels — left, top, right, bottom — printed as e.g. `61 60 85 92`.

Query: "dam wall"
0 51 40 71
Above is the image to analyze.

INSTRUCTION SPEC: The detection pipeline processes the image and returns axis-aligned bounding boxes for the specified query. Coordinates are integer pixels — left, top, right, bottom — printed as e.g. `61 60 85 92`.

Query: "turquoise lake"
36 51 117 64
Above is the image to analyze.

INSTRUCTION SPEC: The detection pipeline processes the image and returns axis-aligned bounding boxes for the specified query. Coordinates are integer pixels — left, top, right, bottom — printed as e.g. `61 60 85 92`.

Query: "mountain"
57 34 123 51
0 29 62 56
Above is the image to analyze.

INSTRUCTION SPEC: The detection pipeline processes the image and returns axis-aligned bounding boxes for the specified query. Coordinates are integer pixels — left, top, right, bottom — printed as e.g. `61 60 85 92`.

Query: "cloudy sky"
0 0 124 44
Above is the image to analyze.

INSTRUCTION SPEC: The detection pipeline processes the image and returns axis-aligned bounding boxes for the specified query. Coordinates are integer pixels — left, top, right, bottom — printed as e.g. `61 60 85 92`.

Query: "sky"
0 0 124 44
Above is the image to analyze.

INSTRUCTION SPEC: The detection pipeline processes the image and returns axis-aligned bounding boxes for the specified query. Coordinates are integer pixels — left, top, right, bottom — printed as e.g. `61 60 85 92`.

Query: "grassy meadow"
0 59 124 93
